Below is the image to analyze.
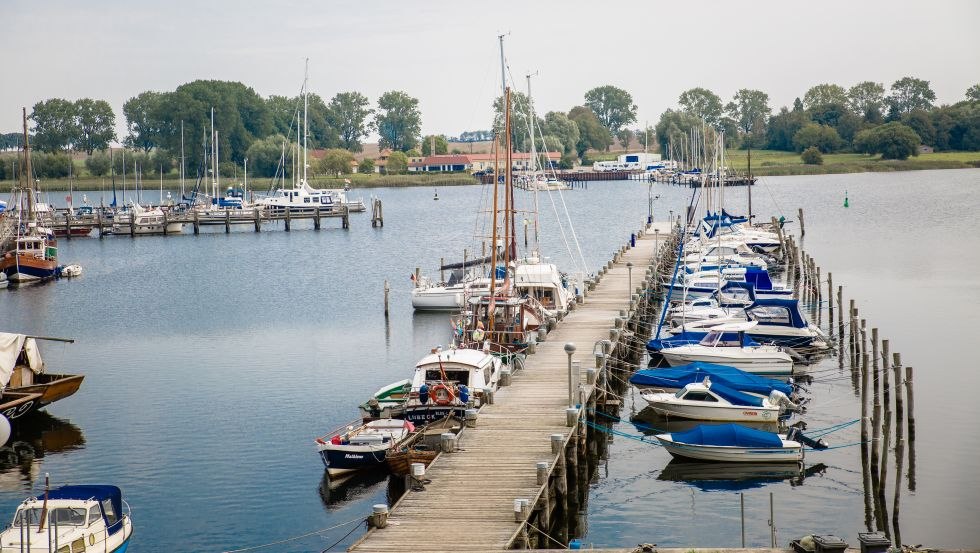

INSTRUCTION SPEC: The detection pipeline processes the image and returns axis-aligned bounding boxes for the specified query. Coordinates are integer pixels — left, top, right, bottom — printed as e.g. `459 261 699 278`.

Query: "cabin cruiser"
110 203 183 235
513 258 575 318
401 347 501 424
256 181 363 213
659 321 794 376
640 378 796 422
675 298 828 350
684 243 772 269
662 267 791 302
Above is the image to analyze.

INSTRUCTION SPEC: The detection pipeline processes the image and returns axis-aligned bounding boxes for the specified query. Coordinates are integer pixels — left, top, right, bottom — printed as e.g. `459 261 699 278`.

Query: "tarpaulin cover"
670 423 783 448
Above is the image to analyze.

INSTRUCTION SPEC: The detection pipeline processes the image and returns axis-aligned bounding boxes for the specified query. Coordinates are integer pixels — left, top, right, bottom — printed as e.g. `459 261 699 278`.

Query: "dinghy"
655 423 803 463
315 418 415 477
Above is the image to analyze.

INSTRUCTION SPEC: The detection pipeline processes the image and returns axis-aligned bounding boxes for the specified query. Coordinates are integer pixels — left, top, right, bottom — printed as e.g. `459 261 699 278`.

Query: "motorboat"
401 347 501 424
315 418 415 477
662 267 791 302
684 243 770 270
513 258 575 318
110 203 183 235
0 233 58 283
0 484 133 552
639 378 796 422
358 379 412 420
659 321 794 376
655 423 803 463
676 298 828 350
629 362 794 397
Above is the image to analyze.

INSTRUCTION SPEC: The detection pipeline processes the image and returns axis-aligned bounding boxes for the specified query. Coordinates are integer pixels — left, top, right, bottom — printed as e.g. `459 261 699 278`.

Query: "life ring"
472 328 485 342
430 384 455 406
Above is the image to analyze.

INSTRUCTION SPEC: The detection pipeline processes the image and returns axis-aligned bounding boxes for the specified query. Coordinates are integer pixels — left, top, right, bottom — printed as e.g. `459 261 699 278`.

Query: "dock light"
564 343 576 408
627 262 633 297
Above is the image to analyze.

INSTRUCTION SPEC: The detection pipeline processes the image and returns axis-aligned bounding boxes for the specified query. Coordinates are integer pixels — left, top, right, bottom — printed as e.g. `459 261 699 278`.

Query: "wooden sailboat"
0 109 59 283
0 333 84 423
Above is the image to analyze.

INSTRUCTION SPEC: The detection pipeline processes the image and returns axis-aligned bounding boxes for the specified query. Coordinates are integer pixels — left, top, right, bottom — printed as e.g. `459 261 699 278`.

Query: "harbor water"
1 169 977 551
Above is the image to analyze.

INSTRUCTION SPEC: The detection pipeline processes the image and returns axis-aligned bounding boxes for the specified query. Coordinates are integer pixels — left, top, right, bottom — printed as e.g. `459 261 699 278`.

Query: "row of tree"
655 79 980 160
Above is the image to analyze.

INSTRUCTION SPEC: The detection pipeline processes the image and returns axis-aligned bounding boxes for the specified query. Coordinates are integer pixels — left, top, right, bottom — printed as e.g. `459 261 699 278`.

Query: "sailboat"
0 110 58 283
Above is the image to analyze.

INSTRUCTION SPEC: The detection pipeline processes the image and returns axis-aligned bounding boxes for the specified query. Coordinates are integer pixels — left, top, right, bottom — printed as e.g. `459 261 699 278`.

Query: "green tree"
853 122 920 159
792 123 842 153
967 84 980 103
405 149 421 158
848 81 886 121
887 77 936 117
584 85 638 140
421 134 448 156
568 106 612 158
85 151 112 176
385 150 408 174
31 152 73 178
0 132 23 151
803 84 848 110
800 146 823 165
123 91 164 152
74 99 116 154
654 109 701 156
492 91 537 152
328 91 372 152
541 112 579 155
375 91 421 152
559 152 577 169
245 133 293 178
901 110 936 147
318 148 354 175
149 149 174 176
766 107 808 151
725 89 770 141
358 158 375 174
677 87 723 127
616 128 634 151
30 98 79 153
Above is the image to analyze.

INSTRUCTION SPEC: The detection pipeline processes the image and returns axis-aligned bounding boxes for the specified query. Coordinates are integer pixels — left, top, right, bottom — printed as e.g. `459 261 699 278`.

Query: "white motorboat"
684 243 770 270
401 346 502 424
676 298 828 350
315 418 415 477
0 483 133 552
111 203 183 235
640 378 795 422
655 423 803 463
660 321 794 376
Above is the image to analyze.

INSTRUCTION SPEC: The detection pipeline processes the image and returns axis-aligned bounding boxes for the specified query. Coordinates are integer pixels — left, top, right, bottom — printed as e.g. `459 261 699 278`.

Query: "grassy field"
724 149 980 176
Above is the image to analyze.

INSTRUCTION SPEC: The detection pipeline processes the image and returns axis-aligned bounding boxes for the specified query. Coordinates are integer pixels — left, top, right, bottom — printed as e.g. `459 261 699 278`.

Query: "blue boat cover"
670 423 783 448
707 382 764 407
47 485 124 534
647 331 760 352
630 362 792 396
743 267 775 291
745 298 807 329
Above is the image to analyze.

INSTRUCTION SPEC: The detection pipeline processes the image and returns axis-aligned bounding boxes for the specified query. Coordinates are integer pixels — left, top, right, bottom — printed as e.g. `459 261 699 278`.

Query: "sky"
3 0 979 143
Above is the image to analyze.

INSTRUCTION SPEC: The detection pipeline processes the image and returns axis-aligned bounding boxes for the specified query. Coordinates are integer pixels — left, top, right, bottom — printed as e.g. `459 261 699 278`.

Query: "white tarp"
0 333 28 389
23 338 44 372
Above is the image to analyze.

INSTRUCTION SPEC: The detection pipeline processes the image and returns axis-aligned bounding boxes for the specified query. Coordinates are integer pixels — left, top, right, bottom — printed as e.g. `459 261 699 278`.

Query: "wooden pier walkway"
350 221 676 552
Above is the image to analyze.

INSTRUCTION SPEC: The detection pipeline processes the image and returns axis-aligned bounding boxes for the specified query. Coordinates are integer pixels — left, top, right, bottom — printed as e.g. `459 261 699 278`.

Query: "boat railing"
314 419 363 443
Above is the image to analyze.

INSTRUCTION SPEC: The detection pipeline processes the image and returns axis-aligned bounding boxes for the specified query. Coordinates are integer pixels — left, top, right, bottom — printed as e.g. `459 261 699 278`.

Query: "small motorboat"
58 264 83 278
676 298 828 350
0 482 133 552
655 423 803 463
640 378 796 422
630 362 794 397
659 321 794 376
401 347 500 424
358 378 412 420
315 418 415 477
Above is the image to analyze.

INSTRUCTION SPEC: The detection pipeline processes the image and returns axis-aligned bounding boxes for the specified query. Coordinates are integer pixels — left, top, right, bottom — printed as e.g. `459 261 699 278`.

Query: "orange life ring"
430 384 456 406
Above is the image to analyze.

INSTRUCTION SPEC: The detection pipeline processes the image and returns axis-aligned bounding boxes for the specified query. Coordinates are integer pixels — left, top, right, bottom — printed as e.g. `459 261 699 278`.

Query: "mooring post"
193 210 200 235
440 257 445 284
225 209 231 233
798 207 805 237
827 272 834 336
905 366 915 444
314 205 321 230
740 493 746 547
253 208 261 232
769 491 777 547
284 207 291 232
383 279 390 319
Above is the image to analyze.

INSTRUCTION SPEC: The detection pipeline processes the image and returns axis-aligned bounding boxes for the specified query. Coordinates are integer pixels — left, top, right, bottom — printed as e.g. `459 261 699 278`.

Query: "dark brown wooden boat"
385 416 462 476
0 391 44 422
1 333 84 421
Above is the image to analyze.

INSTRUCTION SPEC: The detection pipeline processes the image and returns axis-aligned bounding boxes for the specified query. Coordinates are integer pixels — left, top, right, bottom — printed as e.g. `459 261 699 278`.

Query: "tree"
616 128 634 151
677 87 723 127
803 84 848 110
421 135 448 156
801 146 823 165
584 85 638 141
853 122 920 160
887 77 936 117
318 148 354 175
568 106 612 158
967 84 980 103
559 152 577 169
74 99 116 154
792 123 842 153
358 158 375 174
149 149 174 176
30 98 79 153
654 109 702 156
245 134 292 178
0 132 23 151
375 91 421 152
328 91 372 152
85 151 112 176
541 112 579 155
385 150 408 174
766 107 808 151
123 91 164 152
31 152 73 178
492 91 537 152
848 81 886 121
901 110 936 147
725 89 770 141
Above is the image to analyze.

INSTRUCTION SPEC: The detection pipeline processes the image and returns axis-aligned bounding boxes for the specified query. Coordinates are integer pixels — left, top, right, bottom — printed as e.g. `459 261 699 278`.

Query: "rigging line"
320 517 363 552
221 515 365 553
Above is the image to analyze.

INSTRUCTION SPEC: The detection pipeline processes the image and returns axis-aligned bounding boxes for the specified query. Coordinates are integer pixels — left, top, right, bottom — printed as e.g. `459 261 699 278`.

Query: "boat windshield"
699 331 722 347
12 507 88 527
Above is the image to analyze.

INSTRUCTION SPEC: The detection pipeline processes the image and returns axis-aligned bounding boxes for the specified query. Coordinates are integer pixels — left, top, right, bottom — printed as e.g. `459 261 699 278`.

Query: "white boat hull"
656 435 802 462
661 346 793 376
641 392 781 422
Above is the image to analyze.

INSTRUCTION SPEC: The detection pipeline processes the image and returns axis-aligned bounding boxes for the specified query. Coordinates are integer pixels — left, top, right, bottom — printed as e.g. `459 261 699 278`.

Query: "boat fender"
331 435 342 445
419 384 429 405
458 385 469 404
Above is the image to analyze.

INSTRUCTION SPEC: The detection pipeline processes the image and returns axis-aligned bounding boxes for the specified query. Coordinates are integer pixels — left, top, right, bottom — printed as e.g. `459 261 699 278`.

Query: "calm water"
1 169 977 551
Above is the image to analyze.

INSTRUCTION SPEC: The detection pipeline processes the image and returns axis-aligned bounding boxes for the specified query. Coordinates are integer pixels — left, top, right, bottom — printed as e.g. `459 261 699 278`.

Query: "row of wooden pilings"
773 209 917 548
508 223 681 549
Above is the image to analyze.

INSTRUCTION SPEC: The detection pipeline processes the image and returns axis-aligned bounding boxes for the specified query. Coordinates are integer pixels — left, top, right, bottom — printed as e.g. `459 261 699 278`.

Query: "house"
409 154 473 172
467 152 562 172
374 149 393 173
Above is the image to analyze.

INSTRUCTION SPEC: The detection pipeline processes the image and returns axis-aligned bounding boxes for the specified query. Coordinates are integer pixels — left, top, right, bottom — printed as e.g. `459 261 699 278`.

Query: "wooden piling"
314 206 321 230
879 339 892 535
97 210 105 239
383 279 390 318
342 204 350 229
225 209 231 233
798 207 805 237
905 366 915 444
892 351 905 547
253 208 261 232
440 257 445 284
284 207 291 231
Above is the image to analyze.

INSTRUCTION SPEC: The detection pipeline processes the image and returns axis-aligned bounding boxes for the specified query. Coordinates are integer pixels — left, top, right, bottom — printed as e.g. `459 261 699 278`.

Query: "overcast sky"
3 0 979 142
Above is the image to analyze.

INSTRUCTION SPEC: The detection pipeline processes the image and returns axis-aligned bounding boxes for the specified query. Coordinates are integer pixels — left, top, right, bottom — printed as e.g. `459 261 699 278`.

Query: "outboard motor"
787 427 828 449
769 389 799 411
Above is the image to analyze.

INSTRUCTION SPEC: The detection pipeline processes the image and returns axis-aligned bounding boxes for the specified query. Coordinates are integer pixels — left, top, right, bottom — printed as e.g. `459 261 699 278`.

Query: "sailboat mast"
498 35 506 101
488 132 501 333
21 108 33 218
303 58 309 185
180 120 185 198
504 87 513 274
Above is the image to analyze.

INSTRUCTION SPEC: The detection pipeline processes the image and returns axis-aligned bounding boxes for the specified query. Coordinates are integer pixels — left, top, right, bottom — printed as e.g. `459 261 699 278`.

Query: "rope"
522 520 570 549
221 515 365 553
320 519 364 552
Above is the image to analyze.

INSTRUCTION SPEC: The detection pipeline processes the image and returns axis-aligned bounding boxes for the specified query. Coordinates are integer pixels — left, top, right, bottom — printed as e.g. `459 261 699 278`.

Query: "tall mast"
526 72 540 251
504 86 513 277
21 108 33 218
303 58 309 185
488 132 501 334
498 35 506 102
211 107 217 202
180 120 185 198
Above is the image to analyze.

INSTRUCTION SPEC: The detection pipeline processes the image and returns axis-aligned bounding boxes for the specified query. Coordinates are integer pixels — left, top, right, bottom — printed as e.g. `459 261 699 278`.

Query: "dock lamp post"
627 262 633 297
564 342 576 408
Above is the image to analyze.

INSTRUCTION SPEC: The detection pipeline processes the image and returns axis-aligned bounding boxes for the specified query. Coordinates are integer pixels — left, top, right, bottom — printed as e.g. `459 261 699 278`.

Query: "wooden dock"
350 221 677 552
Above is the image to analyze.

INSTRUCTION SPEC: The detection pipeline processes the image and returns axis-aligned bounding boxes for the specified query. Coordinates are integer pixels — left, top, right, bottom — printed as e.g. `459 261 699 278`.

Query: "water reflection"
317 468 391 510
630 407 782 436
0 411 85 491
658 460 828 492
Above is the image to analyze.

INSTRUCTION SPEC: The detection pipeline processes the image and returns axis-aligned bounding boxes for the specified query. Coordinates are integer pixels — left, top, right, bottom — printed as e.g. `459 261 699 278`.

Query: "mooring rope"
221 515 365 553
